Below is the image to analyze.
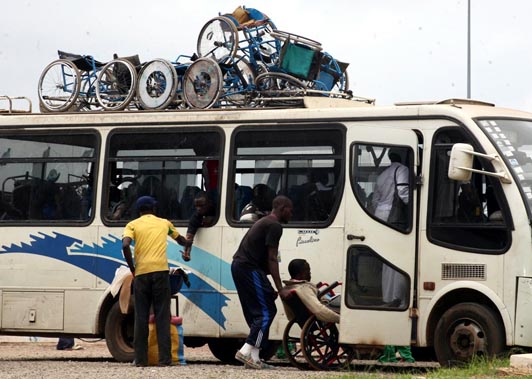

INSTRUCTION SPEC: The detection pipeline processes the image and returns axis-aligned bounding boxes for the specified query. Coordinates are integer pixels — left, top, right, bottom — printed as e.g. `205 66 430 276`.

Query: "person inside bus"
182 191 216 261
282 258 340 324
289 170 333 221
239 183 276 222
370 149 414 363
371 149 409 224
30 169 62 220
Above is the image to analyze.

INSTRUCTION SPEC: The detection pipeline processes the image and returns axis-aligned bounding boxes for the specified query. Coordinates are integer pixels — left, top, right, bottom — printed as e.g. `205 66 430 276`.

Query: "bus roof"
0 97 531 128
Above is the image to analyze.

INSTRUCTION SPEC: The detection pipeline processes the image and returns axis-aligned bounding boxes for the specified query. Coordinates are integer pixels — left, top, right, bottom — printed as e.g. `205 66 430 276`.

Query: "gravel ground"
0 340 358 379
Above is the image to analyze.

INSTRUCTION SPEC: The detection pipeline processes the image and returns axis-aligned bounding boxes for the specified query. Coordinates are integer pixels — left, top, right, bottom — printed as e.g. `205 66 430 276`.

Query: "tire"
208 338 241 364
282 318 309 370
300 315 353 370
183 57 223 109
255 72 306 107
38 59 81 112
197 16 239 62
96 59 137 110
221 56 254 107
434 302 505 367
105 301 135 362
207 337 279 363
136 59 177 110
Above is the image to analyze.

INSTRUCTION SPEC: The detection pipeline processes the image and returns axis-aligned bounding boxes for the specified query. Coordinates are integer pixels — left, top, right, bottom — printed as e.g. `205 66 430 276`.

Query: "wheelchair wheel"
183 57 223 109
282 319 309 370
255 72 306 106
197 16 239 62
96 59 137 110
301 315 354 370
256 72 306 94
136 59 177 110
221 56 254 107
38 59 81 112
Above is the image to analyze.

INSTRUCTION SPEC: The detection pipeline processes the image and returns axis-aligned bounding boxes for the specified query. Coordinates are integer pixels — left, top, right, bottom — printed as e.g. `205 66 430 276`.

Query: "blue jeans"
133 270 171 366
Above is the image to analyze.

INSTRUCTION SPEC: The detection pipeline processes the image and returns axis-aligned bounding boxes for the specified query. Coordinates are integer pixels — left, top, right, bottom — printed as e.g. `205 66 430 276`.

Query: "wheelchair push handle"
317 280 341 299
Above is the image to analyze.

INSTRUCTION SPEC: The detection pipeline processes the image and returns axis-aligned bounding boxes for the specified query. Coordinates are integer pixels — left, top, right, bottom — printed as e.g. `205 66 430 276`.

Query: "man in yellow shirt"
122 196 191 367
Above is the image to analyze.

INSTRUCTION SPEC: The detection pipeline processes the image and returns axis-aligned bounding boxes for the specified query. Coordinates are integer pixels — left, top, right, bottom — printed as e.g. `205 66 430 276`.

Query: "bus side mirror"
448 143 474 181
448 143 512 184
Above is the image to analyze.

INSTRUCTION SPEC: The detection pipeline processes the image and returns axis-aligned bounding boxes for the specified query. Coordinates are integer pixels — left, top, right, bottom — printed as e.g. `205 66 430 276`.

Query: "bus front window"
478 119 532 216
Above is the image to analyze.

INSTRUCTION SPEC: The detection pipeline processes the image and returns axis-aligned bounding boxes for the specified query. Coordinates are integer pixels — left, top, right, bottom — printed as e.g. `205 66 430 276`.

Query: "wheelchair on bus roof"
37 6 354 112
38 50 140 112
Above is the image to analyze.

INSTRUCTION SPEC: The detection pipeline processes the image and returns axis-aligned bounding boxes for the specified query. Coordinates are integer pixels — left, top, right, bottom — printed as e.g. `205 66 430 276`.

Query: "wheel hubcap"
449 320 486 359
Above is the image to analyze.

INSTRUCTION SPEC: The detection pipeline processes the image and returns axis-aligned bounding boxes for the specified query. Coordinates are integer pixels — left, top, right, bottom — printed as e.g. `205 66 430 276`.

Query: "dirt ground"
0 338 446 379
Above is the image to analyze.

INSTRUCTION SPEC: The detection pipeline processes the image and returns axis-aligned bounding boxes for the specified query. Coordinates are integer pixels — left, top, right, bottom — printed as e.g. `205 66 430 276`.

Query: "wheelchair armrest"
317 280 341 299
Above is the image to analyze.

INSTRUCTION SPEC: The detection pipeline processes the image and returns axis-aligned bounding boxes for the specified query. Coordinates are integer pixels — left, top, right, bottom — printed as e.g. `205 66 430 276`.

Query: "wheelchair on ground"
282 281 354 370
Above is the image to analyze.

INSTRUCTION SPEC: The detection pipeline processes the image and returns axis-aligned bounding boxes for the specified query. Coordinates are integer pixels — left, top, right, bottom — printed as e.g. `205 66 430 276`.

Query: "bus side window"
230 126 344 225
352 144 413 232
104 129 221 224
428 129 511 252
346 246 410 310
0 133 97 223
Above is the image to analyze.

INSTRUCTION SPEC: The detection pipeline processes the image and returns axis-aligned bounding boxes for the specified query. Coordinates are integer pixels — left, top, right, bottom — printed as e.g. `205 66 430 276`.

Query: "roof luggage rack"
0 96 33 114
395 98 495 107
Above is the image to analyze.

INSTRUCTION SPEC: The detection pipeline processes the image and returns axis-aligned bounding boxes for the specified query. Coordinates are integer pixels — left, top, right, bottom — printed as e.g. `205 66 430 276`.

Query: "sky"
1 0 532 112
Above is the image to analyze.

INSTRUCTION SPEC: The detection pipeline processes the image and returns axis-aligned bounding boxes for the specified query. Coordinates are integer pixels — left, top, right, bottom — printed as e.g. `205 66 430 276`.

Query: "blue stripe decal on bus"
0 232 233 329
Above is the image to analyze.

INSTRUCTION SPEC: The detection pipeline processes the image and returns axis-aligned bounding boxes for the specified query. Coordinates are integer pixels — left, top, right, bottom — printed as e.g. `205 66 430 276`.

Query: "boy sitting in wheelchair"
282 258 340 324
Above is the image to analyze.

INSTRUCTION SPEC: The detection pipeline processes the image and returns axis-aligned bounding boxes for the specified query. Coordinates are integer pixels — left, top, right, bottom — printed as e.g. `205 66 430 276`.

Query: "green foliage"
324 357 529 379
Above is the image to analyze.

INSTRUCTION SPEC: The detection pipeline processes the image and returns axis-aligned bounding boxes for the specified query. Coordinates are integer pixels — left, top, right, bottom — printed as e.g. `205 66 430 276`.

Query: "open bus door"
339 125 419 347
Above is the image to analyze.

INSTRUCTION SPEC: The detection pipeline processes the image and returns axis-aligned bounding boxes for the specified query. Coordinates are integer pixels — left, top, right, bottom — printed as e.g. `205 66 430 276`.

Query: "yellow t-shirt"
123 214 180 276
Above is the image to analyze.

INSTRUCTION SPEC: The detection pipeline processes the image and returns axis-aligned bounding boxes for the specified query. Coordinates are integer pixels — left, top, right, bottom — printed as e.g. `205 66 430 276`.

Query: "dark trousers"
133 270 171 365
56 337 74 350
231 261 277 349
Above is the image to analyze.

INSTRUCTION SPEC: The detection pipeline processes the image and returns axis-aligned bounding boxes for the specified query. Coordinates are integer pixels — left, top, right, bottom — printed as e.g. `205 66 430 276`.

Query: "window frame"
227 123 346 227
102 126 224 226
0 129 100 226
426 126 513 254
345 245 411 311
350 142 415 234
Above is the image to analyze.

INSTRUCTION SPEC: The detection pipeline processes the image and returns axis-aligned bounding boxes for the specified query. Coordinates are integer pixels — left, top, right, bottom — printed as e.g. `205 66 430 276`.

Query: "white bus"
1 97 532 365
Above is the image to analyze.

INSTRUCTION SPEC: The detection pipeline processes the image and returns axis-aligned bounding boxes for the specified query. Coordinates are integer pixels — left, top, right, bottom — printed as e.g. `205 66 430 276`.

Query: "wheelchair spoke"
302 316 345 370
38 59 81 112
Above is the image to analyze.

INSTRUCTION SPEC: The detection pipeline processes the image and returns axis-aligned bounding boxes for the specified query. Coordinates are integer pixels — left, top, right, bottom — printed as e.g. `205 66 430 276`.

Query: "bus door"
339 126 419 346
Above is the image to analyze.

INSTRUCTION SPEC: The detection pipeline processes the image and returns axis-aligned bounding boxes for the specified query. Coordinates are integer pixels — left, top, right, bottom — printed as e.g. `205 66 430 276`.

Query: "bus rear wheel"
434 302 504 367
105 301 135 362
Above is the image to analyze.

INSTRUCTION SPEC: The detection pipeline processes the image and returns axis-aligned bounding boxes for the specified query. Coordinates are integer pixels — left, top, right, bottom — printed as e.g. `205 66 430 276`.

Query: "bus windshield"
477 118 532 214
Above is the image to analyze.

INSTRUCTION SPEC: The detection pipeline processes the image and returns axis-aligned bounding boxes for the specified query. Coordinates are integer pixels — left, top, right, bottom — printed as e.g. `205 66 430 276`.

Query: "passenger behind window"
0 197 23 220
180 186 201 220
110 179 140 220
239 184 275 222
371 149 409 227
30 169 62 220
182 191 216 261
307 171 335 221
289 171 335 222
457 181 483 222
234 184 252 219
